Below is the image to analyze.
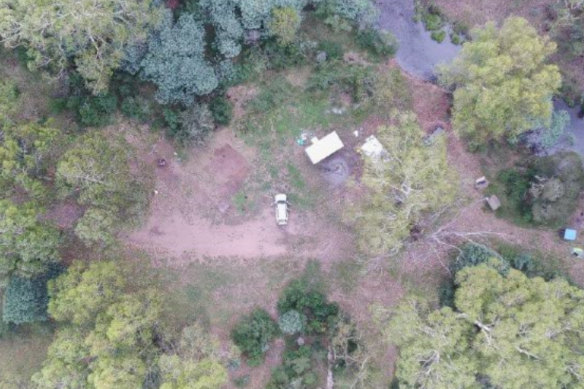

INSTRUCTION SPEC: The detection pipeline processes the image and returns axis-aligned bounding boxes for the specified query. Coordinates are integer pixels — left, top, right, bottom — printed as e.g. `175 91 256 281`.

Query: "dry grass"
0 328 53 384
428 0 552 28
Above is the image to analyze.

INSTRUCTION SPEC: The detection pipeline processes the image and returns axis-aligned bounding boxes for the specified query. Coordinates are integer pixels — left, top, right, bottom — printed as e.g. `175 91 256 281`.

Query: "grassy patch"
0 325 53 384
331 259 363 293
236 73 351 213
164 258 304 332
233 190 251 213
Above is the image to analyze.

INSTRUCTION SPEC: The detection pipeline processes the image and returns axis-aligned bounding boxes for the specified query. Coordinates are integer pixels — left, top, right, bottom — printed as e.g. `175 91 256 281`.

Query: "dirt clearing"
124 127 356 265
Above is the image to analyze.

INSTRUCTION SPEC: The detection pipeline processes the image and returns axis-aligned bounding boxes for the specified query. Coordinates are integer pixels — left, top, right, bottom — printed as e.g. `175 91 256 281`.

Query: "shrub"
492 153 584 228
76 94 118 127
209 96 233 126
2 264 63 325
276 262 339 335
495 242 568 281
317 40 344 60
263 39 307 70
0 79 19 126
232 47 269 84
231 308 279 366
450 243 509 275
2 275 48 324
173 103 215 146
431 30 446 43
307 61 375 101
496 168 534 223
233 375 250 387
371 67 411 113
509 252 536 274
316 0 378 27
163 108 180 135
120 96 151 122
216 60 237 87
422 12 443 31
267 345 319 389
269 7 301 45
278 310 306 335
277 279 339 334
355 29 397 58
63 73 118 127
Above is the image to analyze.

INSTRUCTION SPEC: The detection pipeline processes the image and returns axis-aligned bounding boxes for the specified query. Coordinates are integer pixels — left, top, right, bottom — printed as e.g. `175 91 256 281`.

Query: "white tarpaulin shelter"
360 135 387 160
305 131 344 164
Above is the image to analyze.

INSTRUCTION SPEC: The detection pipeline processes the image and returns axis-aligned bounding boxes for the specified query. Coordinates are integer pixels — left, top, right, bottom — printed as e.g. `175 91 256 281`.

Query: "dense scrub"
488 152 584 227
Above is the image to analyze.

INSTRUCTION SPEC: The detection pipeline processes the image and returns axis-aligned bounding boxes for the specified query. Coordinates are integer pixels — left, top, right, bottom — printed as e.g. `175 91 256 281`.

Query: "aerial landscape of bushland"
0 0 584 388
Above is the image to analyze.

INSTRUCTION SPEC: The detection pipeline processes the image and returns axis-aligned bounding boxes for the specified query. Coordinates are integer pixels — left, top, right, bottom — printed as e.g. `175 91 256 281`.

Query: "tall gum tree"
439 17 561 146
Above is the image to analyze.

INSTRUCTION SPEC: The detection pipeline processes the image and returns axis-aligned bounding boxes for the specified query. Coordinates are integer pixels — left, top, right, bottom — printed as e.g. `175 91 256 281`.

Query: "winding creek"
375 0 460 80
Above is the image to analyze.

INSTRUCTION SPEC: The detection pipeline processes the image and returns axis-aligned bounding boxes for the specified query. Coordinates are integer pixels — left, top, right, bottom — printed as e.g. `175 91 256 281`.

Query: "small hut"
305 131 344 164
486 195 501 211
564 229 577 241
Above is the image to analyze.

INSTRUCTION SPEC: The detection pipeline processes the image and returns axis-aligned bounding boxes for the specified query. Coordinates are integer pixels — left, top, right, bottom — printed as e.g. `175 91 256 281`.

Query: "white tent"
305 131 344 164
360 135 387 160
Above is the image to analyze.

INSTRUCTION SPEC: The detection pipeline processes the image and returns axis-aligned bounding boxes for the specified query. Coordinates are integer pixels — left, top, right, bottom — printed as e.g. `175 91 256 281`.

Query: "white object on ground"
360 135 388 160
305 131 344 164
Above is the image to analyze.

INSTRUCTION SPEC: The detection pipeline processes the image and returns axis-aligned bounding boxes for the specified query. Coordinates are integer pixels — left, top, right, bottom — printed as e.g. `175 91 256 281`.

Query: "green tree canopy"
56 132 145 212
2 274 48 324
346 111 458 255
39 260 226 389
48 261 126 326
0 79 18 127
140 13 218 105
231 308 279 366
269 7 302 45
38 261 171 389
0 200 60 285
439 17 561 145
31 327 90 389
158 324 228 389
383 265 584 388
0 122 61 199
56 132 150 246
0 0 163 93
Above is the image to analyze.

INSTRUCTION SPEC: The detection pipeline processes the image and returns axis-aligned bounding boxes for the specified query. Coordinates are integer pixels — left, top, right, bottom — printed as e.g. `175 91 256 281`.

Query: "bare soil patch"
204 144 251 213
124 127 357 266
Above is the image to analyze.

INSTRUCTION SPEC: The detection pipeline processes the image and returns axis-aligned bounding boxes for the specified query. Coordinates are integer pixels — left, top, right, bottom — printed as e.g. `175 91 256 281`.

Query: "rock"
316 51 327 63
245 30 261 44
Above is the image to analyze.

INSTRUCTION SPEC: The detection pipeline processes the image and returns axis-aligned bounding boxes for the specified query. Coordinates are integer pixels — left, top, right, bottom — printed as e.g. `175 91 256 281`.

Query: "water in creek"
375 0 461 79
